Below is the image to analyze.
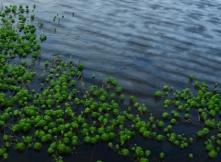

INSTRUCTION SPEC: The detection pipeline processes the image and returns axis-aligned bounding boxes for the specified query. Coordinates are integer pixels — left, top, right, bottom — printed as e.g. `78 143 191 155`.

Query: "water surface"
3 0 221 161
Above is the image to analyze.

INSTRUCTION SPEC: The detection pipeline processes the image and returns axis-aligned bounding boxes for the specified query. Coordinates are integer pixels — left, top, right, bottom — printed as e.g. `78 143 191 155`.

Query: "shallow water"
3 0 221 161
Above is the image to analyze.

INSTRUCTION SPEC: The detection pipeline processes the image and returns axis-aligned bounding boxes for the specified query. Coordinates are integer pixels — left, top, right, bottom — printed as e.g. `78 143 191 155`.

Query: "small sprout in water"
108 142 113 148
145 150 151 156
155 91 163 97
116 86 123 93
121 148 129 157
45 61 49 66
40 35 47 41
34 142 42 150
39 21 43 26
157 120 165 128
160 152 165 158
62 15 64 18
189 74 194 79
33 4 36 8
78 63 84 70
162 112 169 118
208 149 217 159
15 142 25 151
31 15 35 20
189 153 193 158
72 12 75 16
3 153 8 159
171 118 176 124
120 94 125 100
130 95 135 102
163 85 168 90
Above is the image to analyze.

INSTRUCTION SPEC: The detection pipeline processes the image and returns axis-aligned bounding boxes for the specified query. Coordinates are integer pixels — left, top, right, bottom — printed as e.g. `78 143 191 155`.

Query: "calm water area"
3 0 221 161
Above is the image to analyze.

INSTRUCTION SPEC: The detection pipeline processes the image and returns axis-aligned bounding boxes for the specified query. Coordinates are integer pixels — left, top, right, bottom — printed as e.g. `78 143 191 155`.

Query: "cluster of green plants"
0 3 221 162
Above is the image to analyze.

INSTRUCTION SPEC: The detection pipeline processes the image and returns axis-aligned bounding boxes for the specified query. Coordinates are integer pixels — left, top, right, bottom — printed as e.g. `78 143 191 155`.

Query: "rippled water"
3 0 221 161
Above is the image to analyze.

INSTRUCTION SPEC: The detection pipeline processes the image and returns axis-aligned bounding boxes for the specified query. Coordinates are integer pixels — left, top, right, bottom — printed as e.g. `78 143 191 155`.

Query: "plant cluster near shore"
0 3 221 162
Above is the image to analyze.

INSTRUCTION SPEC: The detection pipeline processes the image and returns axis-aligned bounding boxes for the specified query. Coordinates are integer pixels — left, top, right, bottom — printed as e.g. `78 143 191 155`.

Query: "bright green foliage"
162 112 169 118
101 133 109 141
84 136 91 143
208 149 217 158
160 152 165 158
15 142 25 151
22 136 32 143
57 142 66 153
143 131 151 138
170 118 176 124
145 150 151 156
189 74 194 79
116 86 123 93
3 135 10 141
155 91 163 97
139 157 149 162
78 63 84 70
90 137 98 144
48 147 54 153
130 95 135 102
189 153 193 158
134 146 144 157
34 142 42 150
121 148 129 157
0 148 6 156
164 99 171 105
205 119 216 128
108 142 113 148
163 85 168 90
157 120 165 127
156 134 164 141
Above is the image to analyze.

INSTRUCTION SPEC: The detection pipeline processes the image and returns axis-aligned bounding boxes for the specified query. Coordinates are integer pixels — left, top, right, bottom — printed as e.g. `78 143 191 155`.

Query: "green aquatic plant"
39 21 43 26
15 142 25 151
0 148 6 156
116 86 123 93
34 142 42 150
157 120 165 128
130 95 135 102
163 85 168 90
78 63 84 70
189 153 193 158
121 148 129 157
162 112 169 118
156 134 164 141
155 91 163 97
208 149 217 158
160 152 165 158
40 34 47 41
170 118 176 124
189 74 194 79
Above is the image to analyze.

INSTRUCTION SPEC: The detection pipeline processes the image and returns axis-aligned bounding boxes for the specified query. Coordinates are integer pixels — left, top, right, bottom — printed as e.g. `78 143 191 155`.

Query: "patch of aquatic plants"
1 3 221 162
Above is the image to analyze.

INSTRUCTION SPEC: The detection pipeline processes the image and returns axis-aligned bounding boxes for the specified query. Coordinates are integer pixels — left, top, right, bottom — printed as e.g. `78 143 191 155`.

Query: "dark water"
3 0 221 161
